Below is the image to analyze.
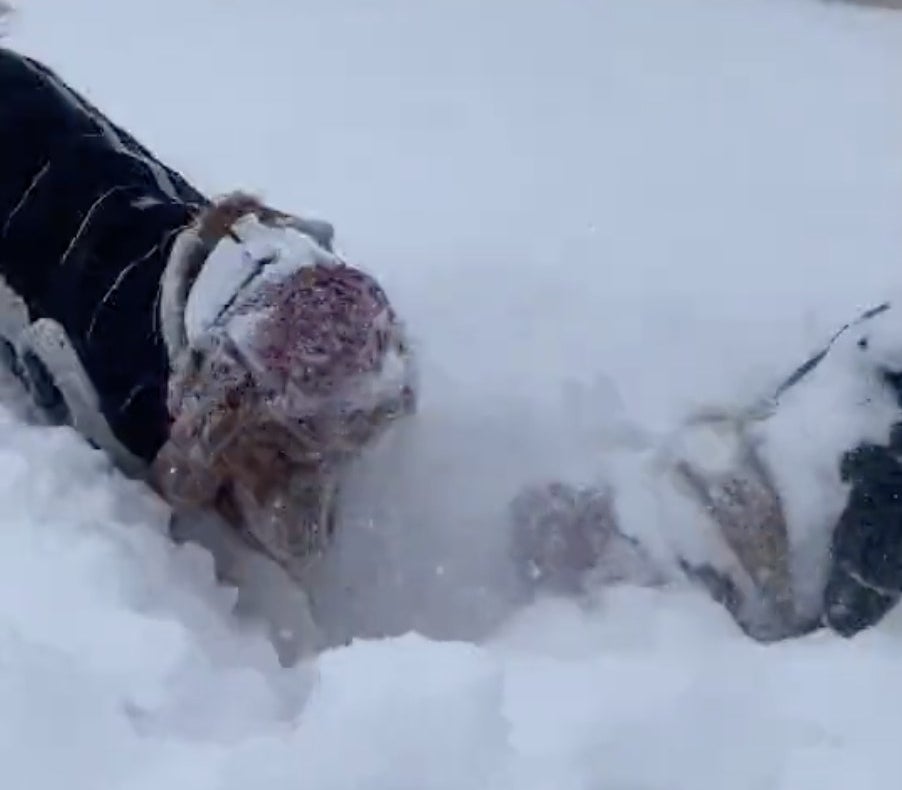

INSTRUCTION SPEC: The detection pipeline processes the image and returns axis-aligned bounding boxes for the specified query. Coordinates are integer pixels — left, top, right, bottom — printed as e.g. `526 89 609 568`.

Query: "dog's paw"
508 481 662 595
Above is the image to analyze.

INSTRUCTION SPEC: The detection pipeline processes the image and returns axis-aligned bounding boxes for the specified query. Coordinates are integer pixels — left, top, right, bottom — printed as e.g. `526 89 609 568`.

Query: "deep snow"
3 0 902 787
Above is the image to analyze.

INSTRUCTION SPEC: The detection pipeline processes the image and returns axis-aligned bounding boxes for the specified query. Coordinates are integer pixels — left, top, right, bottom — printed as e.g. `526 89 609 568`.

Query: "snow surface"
3 0 902 787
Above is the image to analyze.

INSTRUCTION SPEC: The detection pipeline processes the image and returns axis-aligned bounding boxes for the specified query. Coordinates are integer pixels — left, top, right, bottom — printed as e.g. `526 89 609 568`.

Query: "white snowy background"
3 0 902 788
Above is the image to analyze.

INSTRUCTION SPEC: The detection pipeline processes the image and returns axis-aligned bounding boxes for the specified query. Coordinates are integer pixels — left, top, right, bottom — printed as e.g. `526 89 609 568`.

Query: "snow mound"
1 0 902 788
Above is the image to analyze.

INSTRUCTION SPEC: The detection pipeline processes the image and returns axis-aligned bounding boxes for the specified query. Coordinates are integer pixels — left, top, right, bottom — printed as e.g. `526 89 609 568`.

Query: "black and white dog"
0 45 416 659
510 302 902 640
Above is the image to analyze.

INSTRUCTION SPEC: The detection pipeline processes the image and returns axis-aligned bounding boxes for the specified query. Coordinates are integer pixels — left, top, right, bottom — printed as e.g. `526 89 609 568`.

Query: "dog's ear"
196 192 266 246
197 191 336 251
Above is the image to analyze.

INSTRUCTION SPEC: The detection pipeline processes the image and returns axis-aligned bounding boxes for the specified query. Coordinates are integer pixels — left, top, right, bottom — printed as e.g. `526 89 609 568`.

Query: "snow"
2 0 902 787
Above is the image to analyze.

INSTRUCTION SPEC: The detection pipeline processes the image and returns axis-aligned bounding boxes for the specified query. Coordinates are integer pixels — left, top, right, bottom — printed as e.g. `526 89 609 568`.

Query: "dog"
0 45 416 652
508 303 902 641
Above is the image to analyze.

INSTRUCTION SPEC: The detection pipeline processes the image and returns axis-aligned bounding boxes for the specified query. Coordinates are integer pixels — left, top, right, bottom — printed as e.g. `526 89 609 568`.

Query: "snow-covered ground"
3 0 902 787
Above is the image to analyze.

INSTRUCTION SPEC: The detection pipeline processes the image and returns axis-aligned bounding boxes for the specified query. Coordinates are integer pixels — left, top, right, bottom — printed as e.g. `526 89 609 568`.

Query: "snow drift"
1 0 902 788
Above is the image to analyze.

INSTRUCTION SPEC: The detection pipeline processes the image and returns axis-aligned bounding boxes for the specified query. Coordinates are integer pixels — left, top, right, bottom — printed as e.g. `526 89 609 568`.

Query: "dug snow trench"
2 0 902 788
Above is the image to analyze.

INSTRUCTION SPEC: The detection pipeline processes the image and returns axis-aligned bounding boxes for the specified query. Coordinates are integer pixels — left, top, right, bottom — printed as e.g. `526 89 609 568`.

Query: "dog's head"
154 199 416 577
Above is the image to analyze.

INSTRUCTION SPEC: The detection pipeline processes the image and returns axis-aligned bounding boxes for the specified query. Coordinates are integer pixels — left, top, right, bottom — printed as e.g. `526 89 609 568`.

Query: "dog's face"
153 215 416 577
155 319 414 577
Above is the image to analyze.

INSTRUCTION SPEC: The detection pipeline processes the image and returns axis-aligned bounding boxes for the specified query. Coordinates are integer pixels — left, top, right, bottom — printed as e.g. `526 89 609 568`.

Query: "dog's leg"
17 317 147 477
666 414 801 635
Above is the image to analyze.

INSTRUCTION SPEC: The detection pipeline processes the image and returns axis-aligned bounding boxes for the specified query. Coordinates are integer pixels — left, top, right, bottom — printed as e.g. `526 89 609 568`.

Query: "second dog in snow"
509 303 902 641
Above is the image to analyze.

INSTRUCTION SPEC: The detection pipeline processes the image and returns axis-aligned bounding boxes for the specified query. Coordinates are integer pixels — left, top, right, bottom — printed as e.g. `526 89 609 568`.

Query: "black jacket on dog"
0 47 207 464
824 380 902 636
